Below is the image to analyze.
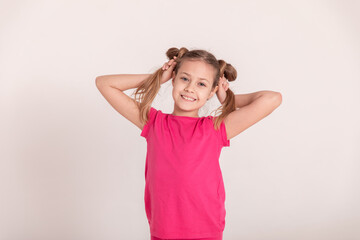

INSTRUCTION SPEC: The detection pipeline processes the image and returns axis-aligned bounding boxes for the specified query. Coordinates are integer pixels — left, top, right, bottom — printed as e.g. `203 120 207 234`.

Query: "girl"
96 47 282 240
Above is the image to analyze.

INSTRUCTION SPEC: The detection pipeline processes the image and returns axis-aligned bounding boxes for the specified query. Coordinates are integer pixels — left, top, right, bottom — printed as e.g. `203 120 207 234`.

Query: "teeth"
182 95 196 101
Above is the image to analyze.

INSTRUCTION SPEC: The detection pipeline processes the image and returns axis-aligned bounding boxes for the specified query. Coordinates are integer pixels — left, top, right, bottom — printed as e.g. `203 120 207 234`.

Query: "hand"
160 56 177 84
216 75 229 104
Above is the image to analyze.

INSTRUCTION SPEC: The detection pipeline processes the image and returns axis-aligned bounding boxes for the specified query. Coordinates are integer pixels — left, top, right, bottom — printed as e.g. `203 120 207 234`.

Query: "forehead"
178 60 215 82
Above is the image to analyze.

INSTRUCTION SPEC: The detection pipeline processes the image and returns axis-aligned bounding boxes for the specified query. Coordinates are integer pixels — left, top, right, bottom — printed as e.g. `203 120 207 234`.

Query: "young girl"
96 47 282 240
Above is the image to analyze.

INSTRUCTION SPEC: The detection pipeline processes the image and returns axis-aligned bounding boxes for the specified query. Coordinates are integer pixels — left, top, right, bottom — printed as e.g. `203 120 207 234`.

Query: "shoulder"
146 107 163 122
140 107 162 139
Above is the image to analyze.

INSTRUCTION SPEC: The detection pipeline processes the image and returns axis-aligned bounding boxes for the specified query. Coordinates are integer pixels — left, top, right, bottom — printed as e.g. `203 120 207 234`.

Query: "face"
171 60 219 117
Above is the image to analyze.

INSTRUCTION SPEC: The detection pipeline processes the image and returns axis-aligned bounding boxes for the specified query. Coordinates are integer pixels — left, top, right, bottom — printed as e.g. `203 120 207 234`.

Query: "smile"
181 95 196 102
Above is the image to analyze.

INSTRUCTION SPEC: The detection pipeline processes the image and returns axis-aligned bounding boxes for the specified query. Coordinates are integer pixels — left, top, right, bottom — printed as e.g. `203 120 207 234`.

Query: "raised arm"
95 74 151 130
96 74 151 91
224 91 282 140
234 91 266 109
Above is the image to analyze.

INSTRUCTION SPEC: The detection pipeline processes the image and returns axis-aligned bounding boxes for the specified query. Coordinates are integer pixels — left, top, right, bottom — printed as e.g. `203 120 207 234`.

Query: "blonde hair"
133 47 237 131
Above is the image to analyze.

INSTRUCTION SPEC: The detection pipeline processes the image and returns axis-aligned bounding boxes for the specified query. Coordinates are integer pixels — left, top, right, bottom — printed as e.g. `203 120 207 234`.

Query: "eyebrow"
180 72 210 83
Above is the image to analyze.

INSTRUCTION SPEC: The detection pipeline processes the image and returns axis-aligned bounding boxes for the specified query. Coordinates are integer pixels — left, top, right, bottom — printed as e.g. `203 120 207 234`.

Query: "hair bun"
218 59 237 82
166 47 189 60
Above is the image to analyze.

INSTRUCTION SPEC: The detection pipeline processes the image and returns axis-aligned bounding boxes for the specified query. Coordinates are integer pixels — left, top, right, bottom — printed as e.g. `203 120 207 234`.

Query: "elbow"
276 92 282 105
95 76 104 88
273 92 282 107
263 91 282 107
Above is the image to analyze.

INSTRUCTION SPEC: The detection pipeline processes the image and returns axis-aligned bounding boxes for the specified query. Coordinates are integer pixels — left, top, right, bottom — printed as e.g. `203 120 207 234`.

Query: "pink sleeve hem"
140 107 156 139
220 121 230 147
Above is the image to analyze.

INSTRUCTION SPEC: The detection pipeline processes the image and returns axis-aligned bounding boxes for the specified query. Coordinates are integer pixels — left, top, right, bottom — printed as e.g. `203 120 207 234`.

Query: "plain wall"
1 0 359 239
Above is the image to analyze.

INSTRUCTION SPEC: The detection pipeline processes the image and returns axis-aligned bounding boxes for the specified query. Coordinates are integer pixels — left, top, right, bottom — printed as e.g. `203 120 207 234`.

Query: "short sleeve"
220 120 230 147
140 107 157 139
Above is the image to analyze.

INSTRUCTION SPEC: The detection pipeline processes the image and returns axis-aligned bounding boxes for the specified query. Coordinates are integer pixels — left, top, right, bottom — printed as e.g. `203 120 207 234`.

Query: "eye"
181 77 206 87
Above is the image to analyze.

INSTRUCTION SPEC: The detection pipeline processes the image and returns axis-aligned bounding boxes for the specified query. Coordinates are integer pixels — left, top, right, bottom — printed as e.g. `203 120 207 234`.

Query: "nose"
184 82 196 93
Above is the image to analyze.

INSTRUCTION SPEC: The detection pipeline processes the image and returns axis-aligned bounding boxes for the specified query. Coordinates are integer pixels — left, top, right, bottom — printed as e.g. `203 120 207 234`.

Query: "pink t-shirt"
140 107 230 239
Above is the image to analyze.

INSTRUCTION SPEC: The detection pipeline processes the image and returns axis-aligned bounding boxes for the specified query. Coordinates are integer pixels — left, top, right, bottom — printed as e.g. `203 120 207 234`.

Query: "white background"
1 0 359 239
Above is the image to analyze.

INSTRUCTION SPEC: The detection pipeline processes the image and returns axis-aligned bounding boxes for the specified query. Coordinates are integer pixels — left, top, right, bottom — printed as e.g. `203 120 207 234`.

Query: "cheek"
173 83 183 93
200 90 211 99
172 86 181 98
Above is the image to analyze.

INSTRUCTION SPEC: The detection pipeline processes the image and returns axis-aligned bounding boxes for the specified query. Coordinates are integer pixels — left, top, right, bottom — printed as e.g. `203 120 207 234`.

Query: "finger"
169 60 176 68
163 63 173 71
219 82 224 91
219 80 228 90
221 76 226 83
218 81 223 88
219 77 225 86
